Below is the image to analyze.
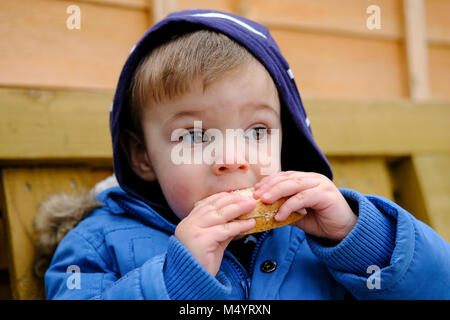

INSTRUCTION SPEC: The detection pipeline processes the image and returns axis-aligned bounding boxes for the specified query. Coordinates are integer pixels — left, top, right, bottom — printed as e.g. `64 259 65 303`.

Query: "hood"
110 9 333 224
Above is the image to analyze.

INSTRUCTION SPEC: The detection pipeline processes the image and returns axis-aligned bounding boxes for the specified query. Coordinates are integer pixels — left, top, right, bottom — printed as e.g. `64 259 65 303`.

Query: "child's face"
137 60 282 220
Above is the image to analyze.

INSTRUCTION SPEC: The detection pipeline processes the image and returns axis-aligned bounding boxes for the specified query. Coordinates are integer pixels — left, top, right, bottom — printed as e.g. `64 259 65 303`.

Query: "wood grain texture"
329 157 394 200
0 88 113 162
412 153 450 241
0 0 148 90
270 29 409 99
1 167 94 299
1 88 449 161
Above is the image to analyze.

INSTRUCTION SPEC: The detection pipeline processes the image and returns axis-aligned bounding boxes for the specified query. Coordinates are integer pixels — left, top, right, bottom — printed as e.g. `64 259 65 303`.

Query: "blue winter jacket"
45 186 450 299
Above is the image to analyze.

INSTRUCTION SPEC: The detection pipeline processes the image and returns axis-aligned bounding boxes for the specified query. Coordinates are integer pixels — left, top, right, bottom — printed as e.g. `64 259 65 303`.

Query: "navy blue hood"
109 9 332 224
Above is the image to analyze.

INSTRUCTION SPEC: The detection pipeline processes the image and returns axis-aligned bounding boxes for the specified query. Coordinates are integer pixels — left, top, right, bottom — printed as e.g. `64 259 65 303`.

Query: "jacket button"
260 260 277 273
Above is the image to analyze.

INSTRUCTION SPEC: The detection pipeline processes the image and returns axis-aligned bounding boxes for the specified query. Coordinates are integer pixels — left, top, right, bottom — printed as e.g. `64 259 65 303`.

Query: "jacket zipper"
248 230 271 278
226 230 271 299
226 257 249 299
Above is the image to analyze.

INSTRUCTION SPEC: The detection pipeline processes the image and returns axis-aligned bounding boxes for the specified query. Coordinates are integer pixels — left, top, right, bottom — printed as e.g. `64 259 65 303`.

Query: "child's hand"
175 192 256 277
254 171 357 241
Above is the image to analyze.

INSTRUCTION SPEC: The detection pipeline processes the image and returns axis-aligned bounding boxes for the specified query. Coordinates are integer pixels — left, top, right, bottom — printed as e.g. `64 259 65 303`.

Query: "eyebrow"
163 110 206 128
165 103 279 127
250 104 279 117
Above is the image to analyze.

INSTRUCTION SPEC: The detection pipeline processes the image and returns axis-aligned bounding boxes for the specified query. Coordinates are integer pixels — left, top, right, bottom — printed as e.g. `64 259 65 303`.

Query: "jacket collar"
96 186 176 234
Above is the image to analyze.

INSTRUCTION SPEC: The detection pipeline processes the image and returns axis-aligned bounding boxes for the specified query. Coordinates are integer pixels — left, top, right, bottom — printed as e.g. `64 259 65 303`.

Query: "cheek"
143 124 207 219
157 165 205 219
248 132 282 175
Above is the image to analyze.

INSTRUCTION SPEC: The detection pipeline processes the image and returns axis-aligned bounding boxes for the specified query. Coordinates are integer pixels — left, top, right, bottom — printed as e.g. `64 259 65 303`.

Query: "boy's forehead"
148 59 280 121
164 102 280 126
159 96 280 131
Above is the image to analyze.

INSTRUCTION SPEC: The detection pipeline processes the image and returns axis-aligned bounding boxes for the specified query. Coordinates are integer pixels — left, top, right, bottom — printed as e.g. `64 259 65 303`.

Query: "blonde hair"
127 30 254 136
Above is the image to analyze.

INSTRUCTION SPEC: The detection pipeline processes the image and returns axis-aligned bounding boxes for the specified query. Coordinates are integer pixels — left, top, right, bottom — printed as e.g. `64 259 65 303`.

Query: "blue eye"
245 126 269 141
180 130 209 144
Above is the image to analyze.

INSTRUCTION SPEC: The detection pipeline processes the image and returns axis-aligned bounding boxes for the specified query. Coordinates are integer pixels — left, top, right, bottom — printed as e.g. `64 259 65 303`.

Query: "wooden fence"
0 0 449 299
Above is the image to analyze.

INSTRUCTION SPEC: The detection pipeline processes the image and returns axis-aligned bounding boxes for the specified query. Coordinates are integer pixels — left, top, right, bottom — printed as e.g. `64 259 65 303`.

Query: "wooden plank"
0 0 148 90
426 0 450 46
270 29 409 99
177 0 235 13
0 167 95 299
0 218 8 270
91 168 115 186
390 154 450 242
412 153 450 241
0 271 12 300
76 0 150 10
75 0 450 47
389 157 430 226
429 45 450 100
237 0 403 41
0 88 113 163
306 100 450 156
1 88 450 162
150 0 178 24
328 157 394 200
403 0 430 101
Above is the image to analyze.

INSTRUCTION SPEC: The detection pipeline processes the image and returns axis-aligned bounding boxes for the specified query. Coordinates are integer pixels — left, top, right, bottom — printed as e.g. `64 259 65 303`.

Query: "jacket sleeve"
306 188 450 300
45 230 232 300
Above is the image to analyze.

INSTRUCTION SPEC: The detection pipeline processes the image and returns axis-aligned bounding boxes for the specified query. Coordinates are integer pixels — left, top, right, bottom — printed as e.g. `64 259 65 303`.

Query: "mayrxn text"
223 304 270 315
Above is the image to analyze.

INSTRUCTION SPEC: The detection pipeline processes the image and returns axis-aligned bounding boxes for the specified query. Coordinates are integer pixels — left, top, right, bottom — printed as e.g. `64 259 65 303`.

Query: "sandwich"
232 187 304 234
196 187 305 235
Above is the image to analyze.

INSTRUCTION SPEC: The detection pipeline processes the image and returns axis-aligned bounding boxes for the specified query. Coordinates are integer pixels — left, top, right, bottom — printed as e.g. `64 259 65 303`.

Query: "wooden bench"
1 87 449 299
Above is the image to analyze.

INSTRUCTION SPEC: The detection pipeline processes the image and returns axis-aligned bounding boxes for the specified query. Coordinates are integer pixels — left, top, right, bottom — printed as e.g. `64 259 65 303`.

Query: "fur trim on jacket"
33 175 118 278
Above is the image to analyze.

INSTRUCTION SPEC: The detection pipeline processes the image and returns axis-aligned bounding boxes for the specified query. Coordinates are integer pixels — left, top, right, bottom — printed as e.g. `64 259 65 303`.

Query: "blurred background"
0 0 449 299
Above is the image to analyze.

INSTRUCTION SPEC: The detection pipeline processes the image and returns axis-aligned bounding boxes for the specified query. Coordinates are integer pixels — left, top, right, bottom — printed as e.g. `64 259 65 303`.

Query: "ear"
119 130 156 182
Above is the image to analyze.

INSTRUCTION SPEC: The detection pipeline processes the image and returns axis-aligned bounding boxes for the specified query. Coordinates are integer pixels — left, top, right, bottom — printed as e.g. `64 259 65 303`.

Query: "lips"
203 185 253 201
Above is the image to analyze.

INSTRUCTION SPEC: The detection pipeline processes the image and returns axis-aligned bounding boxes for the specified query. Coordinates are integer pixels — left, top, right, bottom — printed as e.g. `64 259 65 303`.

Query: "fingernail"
298 208 307 215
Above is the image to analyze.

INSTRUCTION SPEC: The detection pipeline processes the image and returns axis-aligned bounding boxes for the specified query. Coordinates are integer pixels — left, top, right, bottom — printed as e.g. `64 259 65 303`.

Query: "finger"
212 219 256 242
194 192 250 217
198 197 256 228
275 186 321 221
254 174 285 197
254 171 285 190
254 171 311 198
213 192 254 209
202 197 257 227
257 176 319 204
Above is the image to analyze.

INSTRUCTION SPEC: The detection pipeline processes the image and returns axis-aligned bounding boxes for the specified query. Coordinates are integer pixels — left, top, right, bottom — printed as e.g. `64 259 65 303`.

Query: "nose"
212 133 249 175
212 162 249 175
